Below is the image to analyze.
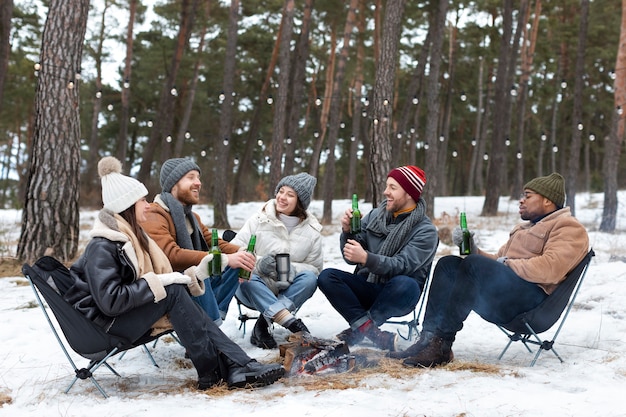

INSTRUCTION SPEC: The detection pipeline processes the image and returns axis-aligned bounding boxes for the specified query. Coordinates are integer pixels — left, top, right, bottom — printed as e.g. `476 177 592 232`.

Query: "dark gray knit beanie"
275 172 317 210
524 172 565 208
160 158 201 192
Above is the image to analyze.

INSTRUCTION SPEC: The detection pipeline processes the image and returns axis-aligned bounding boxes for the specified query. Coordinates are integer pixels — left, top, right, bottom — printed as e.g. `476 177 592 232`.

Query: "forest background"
0 0 625 264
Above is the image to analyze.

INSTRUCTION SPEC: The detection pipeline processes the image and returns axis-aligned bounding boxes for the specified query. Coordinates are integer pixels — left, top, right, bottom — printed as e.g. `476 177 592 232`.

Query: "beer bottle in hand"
238 234 257 280
459 212 471 256
209 228 222 277
350 194 362 234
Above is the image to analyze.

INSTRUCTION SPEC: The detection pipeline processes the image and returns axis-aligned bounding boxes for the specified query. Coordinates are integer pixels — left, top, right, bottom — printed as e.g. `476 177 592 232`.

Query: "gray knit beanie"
274 172 317 210
160 158 201 192
524 172 566 208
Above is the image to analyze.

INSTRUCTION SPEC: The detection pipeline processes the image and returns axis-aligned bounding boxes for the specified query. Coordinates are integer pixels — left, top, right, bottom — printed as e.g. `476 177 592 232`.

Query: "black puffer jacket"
65 237 156 330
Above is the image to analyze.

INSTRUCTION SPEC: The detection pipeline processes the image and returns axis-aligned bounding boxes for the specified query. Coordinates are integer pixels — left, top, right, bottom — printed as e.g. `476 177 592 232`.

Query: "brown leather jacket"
141 196 240 272
477 207 589 295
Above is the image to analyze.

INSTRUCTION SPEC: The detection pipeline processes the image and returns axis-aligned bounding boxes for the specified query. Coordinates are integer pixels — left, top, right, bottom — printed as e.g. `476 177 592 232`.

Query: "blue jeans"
235 271 317 321
317 268 422 329
423 254 548 340
192 267 240 324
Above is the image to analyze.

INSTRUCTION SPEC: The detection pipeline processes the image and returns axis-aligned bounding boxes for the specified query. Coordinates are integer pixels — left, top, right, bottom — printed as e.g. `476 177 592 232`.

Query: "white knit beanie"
98 156 148 213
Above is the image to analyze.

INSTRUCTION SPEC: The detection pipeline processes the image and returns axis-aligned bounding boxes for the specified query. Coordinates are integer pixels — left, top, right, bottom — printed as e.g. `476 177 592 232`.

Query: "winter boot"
226 359 285 389
361 320 397 352
402 335 453 368
197 370 222 390
286 318 310 334
387 331 436 359
250 317 277 349
336 327 365 346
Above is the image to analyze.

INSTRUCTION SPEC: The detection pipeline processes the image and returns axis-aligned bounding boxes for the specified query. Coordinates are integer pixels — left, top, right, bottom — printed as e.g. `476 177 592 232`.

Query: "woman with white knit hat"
64 156 284 389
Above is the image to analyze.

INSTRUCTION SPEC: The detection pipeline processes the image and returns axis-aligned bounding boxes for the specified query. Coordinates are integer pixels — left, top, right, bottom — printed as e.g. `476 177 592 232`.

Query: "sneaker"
250 317 277 349
227 360 285 388
363 323 398 352
336 327 365 346
286 318 309 334
402 336 453 368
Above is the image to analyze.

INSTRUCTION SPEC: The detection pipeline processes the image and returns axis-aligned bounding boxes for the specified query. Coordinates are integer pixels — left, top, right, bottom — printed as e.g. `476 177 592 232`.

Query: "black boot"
286 318 309 334
250 317 277 349
387 331 436 359
227 359 285 389
197 370 221 390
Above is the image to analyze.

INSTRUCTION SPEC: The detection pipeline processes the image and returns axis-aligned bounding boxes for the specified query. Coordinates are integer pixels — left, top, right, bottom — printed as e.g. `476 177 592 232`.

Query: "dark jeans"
318 268 422 328
423 254 548 341
108 284 250 380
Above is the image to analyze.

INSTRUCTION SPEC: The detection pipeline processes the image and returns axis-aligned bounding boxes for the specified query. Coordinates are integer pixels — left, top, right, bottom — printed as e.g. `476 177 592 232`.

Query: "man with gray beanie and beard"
142 158 256 325
390 172 589 368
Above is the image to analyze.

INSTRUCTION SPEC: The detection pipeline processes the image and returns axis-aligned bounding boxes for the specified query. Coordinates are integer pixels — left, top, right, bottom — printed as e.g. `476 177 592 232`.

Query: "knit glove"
255 255 278 281
158 272 192 286
194 254 229 281
452 227 477 253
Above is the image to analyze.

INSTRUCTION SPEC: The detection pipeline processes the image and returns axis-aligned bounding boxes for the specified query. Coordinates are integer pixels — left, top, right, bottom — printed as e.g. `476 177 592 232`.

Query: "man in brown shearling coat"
391 172 590 367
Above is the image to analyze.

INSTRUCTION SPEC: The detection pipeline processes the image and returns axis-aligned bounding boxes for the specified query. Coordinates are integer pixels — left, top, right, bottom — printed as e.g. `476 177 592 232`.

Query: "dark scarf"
365 197 427 284
160 192 208 251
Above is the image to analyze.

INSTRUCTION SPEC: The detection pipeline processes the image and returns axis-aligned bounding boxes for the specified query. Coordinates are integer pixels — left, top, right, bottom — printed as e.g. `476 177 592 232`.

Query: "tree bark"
17 0 89 263
117 0 137 165
600 0 626 232
0 0 13 118
369 0 406 205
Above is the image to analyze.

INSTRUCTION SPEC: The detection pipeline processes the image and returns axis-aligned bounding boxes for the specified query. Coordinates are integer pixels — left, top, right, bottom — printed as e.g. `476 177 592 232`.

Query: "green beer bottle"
209 228 222 277
238 234 257 280
459 212 471 256
350 194 362 234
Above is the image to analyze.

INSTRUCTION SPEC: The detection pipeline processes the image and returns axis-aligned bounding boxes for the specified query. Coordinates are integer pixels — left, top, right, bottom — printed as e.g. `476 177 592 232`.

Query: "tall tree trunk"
117 0 137 165
369 0 406 205
137 0 198 188
599 0 626 232
269 0 295 192
213 0 237 228
565 0 589 215
481 0 517 216
284 0 315 176
512 0 539 199
17 0 89 263
0 0 13 118
232 20 282 203
84 0 110 203
321 0 358 224
422 0 448 217
468 56 484 195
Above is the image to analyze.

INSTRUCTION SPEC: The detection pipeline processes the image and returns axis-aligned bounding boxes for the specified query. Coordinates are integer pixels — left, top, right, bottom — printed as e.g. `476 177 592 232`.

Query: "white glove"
196 254 212 280
158 272 192 286
497 256 508 264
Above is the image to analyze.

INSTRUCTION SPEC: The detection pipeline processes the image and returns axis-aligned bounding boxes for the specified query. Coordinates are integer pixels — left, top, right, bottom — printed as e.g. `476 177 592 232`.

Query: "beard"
177 187 200 206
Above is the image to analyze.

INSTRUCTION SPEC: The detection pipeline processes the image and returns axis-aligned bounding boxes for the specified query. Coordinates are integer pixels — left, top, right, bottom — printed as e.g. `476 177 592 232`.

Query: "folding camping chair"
496 249 595 367
23 256 173 398
384 263 433 341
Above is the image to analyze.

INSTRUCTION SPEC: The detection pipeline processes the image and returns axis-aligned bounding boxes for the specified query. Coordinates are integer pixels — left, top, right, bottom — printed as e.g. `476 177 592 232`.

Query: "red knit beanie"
387 165 427 202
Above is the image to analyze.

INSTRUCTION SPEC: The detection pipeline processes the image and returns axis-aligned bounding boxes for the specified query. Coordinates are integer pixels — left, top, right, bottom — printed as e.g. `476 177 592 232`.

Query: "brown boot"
388 331 435 359
336 327 365 346
402 336 453 368
362 321 397 352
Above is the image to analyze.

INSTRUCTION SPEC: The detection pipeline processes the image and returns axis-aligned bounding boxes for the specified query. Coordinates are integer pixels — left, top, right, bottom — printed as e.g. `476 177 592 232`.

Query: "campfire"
279 333 356 376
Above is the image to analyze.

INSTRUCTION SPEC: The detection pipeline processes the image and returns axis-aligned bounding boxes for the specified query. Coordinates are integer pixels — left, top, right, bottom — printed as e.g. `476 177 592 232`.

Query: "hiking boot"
387 331 435 359
402 336 453 368
250 317 277 349
336 327 365 346
363 323 398 352
227 359 285 389
286 318 310 334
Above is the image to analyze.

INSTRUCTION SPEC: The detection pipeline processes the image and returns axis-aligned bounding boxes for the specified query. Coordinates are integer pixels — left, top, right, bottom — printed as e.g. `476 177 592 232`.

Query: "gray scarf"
366 198 427 284
160 192 208 251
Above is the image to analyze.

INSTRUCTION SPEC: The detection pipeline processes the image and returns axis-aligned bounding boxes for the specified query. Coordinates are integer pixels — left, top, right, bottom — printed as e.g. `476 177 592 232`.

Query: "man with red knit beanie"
318 166 439 351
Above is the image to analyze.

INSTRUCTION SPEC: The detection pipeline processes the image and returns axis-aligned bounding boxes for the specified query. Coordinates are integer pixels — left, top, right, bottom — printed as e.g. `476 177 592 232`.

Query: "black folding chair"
496 249 595 366
384 271 431 341
23 256 172 398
